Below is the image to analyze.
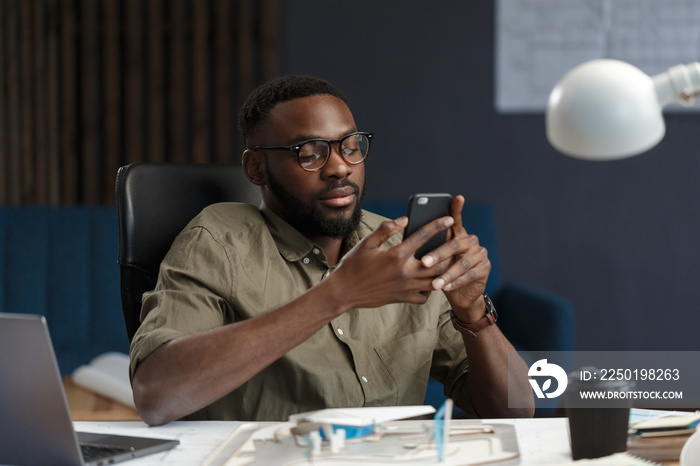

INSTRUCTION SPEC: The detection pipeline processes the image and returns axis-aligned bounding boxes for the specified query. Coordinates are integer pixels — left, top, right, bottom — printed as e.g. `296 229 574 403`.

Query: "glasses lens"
297 141 329 170
340 134 370 164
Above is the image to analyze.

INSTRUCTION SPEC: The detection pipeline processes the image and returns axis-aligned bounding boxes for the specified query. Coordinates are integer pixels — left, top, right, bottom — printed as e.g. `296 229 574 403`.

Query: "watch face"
483 294 497 321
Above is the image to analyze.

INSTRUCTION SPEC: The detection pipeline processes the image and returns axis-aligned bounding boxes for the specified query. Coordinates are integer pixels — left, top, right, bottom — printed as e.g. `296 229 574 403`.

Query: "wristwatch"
450 293 498 337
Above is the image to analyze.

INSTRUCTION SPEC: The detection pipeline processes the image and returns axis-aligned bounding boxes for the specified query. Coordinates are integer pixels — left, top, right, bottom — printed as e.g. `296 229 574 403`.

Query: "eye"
340 134 366 159
297 142 326 167
341 146 358 156
298 154 320 165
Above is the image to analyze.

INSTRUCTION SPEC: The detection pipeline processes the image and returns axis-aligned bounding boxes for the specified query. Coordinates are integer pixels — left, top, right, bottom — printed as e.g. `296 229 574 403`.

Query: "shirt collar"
259 203 373 263
260 203 315 262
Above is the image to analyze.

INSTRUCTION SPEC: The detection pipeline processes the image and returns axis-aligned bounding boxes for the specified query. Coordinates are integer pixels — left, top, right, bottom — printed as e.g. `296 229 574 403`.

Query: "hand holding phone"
403 193 454 259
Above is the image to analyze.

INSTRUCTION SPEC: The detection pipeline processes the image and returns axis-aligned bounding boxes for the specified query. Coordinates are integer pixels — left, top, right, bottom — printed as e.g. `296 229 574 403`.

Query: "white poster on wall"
495 0 700 113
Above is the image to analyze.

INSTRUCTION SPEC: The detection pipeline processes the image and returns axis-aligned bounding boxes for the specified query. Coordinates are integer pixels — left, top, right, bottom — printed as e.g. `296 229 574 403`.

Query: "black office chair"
115 162 262 342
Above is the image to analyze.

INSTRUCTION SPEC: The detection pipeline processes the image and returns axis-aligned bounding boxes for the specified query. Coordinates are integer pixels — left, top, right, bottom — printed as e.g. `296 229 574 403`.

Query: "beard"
266 173 367 239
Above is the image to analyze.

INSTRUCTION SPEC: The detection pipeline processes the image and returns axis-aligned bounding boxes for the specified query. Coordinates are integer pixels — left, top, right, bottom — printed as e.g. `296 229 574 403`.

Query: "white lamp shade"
546 59 665 160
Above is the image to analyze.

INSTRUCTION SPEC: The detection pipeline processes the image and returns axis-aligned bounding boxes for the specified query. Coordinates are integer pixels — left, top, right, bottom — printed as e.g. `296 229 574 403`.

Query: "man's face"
255 94 367 239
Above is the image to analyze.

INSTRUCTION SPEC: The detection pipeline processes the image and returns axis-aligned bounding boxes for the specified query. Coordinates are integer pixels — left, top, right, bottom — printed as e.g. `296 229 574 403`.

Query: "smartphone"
403 193 454 259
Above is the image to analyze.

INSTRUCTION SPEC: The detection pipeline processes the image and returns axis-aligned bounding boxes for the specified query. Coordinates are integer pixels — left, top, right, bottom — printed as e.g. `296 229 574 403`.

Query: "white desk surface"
74 417 574 465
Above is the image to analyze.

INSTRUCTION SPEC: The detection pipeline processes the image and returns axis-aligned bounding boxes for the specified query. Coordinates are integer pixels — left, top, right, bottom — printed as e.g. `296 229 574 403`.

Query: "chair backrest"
115 162 262 341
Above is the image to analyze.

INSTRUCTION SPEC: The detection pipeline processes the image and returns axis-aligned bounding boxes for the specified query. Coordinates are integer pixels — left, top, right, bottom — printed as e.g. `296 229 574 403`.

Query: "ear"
241 149 266 186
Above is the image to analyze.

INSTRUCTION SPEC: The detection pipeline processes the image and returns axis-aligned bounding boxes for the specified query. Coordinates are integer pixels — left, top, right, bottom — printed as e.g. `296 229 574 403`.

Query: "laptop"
0 313 179 465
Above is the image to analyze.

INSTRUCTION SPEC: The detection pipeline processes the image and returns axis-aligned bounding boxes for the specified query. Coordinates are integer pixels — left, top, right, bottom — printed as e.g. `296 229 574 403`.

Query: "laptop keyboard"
80 442 133 462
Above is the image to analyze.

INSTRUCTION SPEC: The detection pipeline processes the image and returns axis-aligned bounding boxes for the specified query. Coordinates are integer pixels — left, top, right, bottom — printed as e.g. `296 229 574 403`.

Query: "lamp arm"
653 62 700 107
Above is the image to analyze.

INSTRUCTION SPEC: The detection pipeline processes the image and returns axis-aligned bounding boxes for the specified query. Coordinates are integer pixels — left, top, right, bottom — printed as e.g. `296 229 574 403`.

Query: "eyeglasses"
252 132 373 172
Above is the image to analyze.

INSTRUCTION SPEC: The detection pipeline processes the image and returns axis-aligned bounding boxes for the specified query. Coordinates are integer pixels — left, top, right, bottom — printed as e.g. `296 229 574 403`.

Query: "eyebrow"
288 128 358 145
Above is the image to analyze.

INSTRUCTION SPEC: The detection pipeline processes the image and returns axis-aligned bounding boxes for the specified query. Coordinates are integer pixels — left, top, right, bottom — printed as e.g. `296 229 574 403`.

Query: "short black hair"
237 74 348 147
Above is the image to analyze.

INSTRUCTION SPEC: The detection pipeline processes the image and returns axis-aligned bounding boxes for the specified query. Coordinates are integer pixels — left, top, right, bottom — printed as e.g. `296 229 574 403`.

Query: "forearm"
132 275 349 426
461 325 535 418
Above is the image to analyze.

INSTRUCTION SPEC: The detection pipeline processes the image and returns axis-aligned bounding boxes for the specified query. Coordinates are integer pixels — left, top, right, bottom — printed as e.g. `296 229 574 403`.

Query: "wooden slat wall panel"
147 0 165 163
103 0 121 203
214 0 234 164
125 0 144 166
193 0 210 164
33 0 47 203
60 0 78 205
0 0 279 206
0 1 8 203
46 0 60 205
169 0 188 164
259 0 280 86
6 0 22 204
80 0 101 205
20 1 34 201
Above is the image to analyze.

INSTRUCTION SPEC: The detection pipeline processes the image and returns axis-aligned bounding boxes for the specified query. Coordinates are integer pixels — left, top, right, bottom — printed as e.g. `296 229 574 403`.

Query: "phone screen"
403 193 453 259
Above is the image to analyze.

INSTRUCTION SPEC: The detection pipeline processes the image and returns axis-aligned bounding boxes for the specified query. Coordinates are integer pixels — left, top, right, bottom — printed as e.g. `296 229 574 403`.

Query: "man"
130 75 534 426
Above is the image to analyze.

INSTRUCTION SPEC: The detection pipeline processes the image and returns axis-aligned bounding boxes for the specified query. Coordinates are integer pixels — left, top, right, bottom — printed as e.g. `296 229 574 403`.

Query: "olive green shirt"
130 202 473 421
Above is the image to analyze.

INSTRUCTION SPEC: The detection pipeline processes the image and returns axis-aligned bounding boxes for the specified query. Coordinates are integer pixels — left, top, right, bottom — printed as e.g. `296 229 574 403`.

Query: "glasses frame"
252 132 373 172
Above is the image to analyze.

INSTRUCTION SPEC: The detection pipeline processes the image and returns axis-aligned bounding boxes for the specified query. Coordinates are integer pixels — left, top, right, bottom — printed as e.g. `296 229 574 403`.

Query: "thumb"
362 217 407 249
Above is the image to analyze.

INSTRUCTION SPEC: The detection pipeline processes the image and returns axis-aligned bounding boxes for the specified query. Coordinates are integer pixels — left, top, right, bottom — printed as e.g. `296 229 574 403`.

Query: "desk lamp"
546 59 700 160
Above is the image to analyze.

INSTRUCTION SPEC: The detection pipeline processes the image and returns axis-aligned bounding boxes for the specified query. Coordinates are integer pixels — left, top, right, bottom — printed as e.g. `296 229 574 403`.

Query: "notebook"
0 313 179 466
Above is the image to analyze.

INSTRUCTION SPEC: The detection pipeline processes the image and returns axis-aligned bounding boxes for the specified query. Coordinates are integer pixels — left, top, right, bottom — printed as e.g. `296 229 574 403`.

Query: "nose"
320 144 352 179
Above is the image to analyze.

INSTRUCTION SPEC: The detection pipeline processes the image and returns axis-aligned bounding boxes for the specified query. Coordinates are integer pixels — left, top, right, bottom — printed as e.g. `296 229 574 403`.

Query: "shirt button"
302 257 310 264
337 328 344 335
361 376 368 383
312 248 320 255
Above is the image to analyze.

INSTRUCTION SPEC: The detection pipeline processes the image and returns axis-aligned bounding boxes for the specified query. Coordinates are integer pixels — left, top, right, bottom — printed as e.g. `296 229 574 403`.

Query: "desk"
63 376 141 421
73 418 570 465
73 418 684 465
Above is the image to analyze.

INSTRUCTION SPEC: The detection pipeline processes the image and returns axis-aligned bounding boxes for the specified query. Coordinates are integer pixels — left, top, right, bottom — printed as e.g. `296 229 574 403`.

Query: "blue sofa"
0 207 129 374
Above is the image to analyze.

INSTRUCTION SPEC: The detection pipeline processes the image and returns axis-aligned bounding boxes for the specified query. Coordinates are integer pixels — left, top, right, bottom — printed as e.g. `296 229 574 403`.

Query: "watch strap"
450 293 498 337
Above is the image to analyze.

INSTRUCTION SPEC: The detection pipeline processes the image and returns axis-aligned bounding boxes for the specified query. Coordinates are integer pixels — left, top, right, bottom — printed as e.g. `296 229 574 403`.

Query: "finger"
433 247 490 291
420 198 467 268
440 259 491 291
362 217 408 249
389 279 438 305
402 216 454 258
426 235 487 287
415 255 452 279
449 195 466 237
421 226 476 269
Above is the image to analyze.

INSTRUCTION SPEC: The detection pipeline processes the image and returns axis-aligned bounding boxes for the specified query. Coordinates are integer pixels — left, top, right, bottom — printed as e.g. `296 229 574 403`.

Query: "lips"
319 186 356 208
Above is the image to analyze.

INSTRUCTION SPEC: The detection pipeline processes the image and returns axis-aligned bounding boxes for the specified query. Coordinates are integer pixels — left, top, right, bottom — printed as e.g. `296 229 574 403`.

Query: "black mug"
565 367 634 460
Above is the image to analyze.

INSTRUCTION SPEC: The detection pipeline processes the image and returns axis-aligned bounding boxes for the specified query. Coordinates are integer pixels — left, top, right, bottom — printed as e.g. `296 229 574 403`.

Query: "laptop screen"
0 313 178 466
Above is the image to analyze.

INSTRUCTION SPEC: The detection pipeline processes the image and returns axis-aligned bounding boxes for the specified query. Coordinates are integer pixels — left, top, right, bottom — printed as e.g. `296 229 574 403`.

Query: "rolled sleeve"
129 225 235 379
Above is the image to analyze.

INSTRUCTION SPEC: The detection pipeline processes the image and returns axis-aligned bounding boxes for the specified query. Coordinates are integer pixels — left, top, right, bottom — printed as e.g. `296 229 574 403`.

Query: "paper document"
288 405 435 427
72 352 135 408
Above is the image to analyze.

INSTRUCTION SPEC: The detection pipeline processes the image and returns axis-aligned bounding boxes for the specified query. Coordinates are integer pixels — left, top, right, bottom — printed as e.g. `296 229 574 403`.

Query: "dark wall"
280 0 700 351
